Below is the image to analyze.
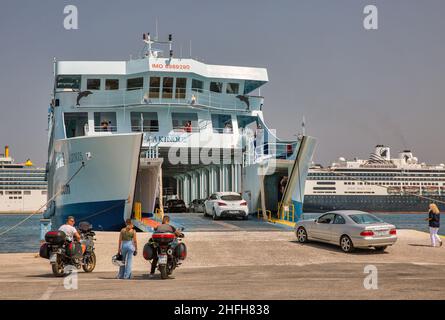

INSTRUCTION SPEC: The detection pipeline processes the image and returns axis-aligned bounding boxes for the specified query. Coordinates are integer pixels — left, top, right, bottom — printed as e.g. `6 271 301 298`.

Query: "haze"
0 0 444 166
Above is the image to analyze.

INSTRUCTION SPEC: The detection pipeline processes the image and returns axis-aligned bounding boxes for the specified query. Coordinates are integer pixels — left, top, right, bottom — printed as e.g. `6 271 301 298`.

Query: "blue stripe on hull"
303 195 445 213
53 199 126 231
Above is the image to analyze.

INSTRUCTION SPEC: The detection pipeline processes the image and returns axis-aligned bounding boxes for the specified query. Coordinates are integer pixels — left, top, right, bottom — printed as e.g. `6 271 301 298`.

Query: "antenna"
189 40 192 58
155 18 158 41
169 34 173 58
180 44 183 59
302 116 306 136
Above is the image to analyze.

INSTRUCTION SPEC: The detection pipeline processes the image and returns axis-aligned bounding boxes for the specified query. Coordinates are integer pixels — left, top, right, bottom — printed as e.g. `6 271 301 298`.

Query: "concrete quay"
0 229 444 300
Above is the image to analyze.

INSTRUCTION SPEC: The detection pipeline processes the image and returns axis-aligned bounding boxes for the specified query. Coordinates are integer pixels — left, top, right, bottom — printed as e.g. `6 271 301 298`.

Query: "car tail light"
217 202 227 206
240 201 247 206
389 228 397 235
360 230 374 237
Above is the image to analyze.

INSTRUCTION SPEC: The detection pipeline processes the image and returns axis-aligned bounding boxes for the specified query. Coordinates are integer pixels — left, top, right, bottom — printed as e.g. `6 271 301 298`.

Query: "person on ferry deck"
426 203 442 247
117 219 138 279
184 121 192 133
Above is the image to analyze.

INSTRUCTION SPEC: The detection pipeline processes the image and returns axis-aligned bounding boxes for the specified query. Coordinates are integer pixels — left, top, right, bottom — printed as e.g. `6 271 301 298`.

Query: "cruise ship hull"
47 133 142 231
304 195 445 213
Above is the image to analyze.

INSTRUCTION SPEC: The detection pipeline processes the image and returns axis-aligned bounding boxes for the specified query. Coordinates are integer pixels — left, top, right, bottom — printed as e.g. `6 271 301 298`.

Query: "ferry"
304 145 445 212
44 33 316 230
0 146 47 213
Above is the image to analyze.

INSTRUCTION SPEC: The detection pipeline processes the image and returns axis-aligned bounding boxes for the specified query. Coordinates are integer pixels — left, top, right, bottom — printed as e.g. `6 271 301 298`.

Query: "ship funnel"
374 145 390 160
5 145 9 158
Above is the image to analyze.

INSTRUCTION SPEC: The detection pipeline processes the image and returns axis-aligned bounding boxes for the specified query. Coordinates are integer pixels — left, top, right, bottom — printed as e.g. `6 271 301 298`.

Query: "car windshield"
221 194 242 201
349 214 383 224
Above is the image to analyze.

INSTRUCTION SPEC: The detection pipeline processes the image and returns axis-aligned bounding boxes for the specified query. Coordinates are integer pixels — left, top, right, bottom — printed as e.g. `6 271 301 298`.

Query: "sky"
0 0 444 166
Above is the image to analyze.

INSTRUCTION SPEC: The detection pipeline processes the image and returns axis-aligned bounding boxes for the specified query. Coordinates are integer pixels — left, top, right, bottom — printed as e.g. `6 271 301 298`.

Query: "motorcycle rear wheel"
52 258 65 277
160 265 168 279
82 252 96 273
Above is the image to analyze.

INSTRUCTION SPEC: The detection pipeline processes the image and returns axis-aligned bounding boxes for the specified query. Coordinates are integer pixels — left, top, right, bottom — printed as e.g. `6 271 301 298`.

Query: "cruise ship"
304 145 445 212
0 146 47 213
43 33 316 230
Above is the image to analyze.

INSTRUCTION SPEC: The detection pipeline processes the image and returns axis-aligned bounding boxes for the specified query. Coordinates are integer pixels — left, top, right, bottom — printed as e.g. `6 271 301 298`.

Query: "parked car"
204 192 249 220
165 199 187 213
189 199 206 213
294 210 397 253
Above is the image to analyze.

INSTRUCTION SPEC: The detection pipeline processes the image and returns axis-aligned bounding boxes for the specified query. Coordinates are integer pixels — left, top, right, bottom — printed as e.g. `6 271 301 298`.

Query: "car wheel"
242 215 249 220
296 227 308 243
374 246 387 252
212 208 218 220
340 235 354 253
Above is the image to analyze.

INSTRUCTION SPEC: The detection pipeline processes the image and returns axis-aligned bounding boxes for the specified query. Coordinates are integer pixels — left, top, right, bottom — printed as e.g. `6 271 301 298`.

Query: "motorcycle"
40 221 97 277
143 227 187 279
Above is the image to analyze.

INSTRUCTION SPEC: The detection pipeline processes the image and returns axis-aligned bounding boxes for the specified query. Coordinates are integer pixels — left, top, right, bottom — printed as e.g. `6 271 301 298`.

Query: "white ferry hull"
48 133 142 230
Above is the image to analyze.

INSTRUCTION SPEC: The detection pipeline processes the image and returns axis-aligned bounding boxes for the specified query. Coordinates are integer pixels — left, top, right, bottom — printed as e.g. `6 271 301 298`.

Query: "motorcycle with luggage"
143 227 187 279
39 221 97 277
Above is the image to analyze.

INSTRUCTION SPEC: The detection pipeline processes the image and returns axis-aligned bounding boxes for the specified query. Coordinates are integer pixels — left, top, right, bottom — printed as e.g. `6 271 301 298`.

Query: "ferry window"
94 112 117 132
130 112 159 132
226 83 239 95
64 112 88 138
210 81 223 93
87 79 101 90
105 79 119 90
127 77 144 91
149 77 160 98
162 77 174 99
24 191 31 195
56 75 81 90
175 78 187 99
237 115 258 129
42 191 47 195
211 114 232 134
172 112 199 133
192 79 203 93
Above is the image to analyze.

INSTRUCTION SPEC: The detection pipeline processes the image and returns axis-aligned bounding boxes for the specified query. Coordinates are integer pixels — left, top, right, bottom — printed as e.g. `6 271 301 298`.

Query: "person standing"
426 203 442 247
117 219 138 279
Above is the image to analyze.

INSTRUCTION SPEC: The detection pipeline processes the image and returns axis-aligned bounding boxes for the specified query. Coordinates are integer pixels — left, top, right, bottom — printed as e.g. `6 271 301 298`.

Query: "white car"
204 192 249 220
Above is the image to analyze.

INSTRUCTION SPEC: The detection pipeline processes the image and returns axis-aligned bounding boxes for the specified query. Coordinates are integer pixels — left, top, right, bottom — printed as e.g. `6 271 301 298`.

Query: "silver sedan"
295 210 397 253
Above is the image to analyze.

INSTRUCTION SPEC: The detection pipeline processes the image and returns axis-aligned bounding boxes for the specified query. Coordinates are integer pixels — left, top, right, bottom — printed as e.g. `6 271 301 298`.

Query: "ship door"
133 158 163 219
264 169 289 217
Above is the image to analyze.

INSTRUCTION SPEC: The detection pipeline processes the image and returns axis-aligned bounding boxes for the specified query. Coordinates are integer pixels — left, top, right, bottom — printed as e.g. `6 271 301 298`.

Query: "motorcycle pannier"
44 231 66 245
39 243 50 259
66 242 83 258
175 243 187 260
143 242 154 260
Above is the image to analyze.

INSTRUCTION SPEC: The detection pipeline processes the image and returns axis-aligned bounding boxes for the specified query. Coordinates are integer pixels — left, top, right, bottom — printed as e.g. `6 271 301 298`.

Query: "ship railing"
131 125 159 132
141 145 160 159
93 125 118 133
58 88 264 111
212 127 234 134
254 142 298 161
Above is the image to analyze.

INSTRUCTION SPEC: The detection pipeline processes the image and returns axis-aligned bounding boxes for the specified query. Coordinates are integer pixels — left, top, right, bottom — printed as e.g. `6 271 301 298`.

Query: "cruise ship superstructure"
0 146 47 213
304 145 445 212
44 33 316 230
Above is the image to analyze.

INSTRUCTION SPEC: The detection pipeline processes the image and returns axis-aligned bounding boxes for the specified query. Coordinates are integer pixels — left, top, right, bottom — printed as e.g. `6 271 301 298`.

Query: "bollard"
39 218 52 243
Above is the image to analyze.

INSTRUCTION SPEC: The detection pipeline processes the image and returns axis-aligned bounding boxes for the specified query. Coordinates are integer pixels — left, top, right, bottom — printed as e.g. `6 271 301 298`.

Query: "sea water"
0 213 442 253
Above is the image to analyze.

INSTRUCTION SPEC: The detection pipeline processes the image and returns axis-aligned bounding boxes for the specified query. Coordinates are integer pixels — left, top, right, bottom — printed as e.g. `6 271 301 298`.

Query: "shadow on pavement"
288 240 389 255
